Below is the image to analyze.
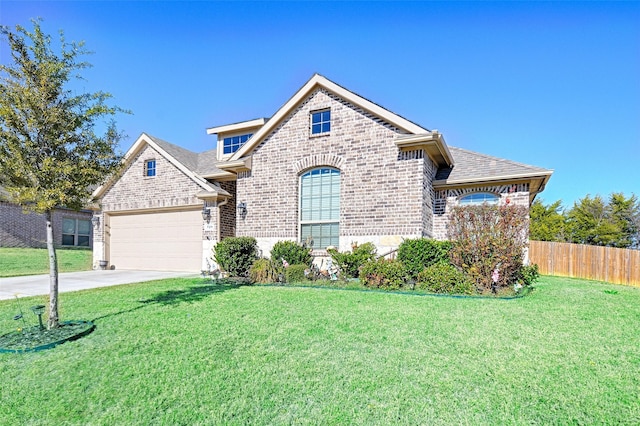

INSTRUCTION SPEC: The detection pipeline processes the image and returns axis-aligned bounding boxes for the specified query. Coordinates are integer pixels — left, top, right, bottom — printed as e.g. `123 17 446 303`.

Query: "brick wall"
0 202 92 248
235 88 433 254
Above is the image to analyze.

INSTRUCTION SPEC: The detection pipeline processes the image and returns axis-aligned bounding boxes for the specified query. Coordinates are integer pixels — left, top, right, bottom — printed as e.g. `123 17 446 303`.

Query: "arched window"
300 168 340 249
459 192 499 205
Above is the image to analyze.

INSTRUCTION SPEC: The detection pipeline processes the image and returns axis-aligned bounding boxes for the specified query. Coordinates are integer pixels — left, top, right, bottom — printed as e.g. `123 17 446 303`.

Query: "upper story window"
311 109 331 135
300 167 340 249
144 159 156 177
62 218 91 247
459 192 499 205
223 134 252 155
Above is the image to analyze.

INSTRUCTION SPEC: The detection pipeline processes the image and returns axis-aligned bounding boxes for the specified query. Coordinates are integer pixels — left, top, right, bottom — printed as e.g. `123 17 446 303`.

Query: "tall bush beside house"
397 238 452 279
214 237 258 277
271 241 312 266
328 242 377 278
448 203 529 293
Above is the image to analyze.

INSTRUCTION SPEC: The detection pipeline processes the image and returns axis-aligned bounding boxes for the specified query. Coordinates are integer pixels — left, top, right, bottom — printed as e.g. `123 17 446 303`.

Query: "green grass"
1 276 639 424
0 247 93 277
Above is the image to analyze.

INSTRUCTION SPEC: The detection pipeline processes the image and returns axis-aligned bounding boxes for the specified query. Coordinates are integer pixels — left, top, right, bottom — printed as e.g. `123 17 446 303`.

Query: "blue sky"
2 1 638 208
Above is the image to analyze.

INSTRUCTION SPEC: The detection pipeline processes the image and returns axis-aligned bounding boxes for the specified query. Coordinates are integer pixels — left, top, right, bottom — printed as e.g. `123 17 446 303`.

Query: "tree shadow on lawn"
92 278 246 322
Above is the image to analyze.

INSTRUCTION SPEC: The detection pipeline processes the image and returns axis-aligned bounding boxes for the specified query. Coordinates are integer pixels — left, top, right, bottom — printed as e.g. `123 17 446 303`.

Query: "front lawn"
0 276 638 424
0 247 93 277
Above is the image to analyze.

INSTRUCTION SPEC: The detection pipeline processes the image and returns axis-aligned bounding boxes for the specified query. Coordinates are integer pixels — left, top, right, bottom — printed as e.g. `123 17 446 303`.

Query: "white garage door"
108 209 202 271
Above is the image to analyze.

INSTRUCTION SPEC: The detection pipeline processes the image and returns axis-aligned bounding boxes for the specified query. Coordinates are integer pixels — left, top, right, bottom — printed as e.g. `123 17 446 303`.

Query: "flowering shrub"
448 203 529 293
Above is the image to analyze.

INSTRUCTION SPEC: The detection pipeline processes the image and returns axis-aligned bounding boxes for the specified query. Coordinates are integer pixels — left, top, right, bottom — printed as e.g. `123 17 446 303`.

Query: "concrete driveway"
0 270 196 300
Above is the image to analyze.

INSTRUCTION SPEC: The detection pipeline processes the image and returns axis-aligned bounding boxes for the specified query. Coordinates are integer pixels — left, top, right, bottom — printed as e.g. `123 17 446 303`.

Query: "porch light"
201 205 211 222
237 202 247 215
91 216 100 228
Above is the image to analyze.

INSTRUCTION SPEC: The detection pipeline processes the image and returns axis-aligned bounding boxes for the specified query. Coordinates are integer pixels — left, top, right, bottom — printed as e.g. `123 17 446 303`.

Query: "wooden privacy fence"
529 240 640 287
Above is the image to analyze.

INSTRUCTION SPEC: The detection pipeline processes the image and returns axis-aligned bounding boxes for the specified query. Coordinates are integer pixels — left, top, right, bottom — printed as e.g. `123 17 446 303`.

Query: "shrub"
328 242 377 278
416 263 475 295
214 236 259 277
271 241 312 266
359 259 407 290
285 264 309 283
517 263 540 287
249 258 278 284
448 203 529 293
398 238 452 279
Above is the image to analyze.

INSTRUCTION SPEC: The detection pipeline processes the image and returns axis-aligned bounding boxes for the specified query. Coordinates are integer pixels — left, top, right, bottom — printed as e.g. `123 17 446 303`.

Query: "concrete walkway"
0 270 196 300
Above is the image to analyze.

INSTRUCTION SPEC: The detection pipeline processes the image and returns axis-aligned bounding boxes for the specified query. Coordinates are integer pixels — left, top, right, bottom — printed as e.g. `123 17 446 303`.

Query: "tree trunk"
45 210 59 329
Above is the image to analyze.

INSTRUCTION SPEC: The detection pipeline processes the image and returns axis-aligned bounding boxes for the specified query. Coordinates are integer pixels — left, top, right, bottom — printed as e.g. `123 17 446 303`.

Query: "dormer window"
311 109 331 135
144 159 156 177
223 134 252 155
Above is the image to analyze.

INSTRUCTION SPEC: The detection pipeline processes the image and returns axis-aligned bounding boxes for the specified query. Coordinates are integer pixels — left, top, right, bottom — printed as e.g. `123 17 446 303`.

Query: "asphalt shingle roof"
435 146 552 183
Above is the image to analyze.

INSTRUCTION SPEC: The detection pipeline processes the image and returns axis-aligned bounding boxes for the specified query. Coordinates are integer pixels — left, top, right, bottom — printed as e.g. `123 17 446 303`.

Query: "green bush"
328 242 377 278
214 237 258 277
398 238 452 279
271 240 312 266
249 258 278 284
517 263 540 287
359 259 407 290
285 264 309 283
416 263 475 295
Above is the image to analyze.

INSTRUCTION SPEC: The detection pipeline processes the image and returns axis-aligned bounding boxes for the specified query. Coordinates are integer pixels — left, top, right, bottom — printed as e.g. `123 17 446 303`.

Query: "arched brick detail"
293 154 345 174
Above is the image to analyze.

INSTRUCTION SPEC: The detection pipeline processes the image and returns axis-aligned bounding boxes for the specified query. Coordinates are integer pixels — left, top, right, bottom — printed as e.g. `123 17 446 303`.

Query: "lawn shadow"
92 278 246 322
139 278 246 306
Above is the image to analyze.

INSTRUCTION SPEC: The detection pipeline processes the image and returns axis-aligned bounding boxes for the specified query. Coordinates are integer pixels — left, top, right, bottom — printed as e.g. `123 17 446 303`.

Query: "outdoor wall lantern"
237 202 247 217
202 205 211 222
91 216 100 228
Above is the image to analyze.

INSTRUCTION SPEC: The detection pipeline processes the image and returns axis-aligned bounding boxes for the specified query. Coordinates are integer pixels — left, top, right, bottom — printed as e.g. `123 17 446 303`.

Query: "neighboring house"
0 187 93 249
91 74 553 272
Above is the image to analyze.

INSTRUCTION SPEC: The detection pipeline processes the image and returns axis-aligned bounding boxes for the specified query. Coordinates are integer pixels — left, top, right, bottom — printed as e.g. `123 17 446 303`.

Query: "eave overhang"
433 170 554 204
216 156 253 173
395 131 454 168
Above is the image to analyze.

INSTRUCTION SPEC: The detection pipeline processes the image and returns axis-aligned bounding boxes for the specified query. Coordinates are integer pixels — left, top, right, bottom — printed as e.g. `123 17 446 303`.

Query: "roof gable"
229 74 432 161
92 133 229 200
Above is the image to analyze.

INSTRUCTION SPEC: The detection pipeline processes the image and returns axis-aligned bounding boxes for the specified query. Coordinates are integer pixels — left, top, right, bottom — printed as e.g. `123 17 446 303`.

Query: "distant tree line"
530 193 640 249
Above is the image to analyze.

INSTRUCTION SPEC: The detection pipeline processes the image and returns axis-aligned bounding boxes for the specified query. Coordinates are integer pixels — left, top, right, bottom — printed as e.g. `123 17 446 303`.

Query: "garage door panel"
108 209 202 271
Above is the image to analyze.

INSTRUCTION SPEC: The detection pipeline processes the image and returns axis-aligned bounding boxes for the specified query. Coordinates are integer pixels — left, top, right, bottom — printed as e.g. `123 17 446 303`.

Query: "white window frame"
299 167 340 249
144 159 156 177
310 109 331 135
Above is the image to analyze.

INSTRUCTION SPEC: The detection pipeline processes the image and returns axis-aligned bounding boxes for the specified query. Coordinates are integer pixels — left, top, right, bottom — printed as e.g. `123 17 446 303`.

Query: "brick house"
91 74 552 271
0 186 93 249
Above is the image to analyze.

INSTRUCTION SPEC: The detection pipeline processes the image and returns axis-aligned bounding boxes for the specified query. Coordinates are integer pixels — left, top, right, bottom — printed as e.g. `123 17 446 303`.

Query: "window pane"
77 220 91 235
62 219 76 234
77 235 90 247
62 234 75 246
299 167 340 249
460 193 499 205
